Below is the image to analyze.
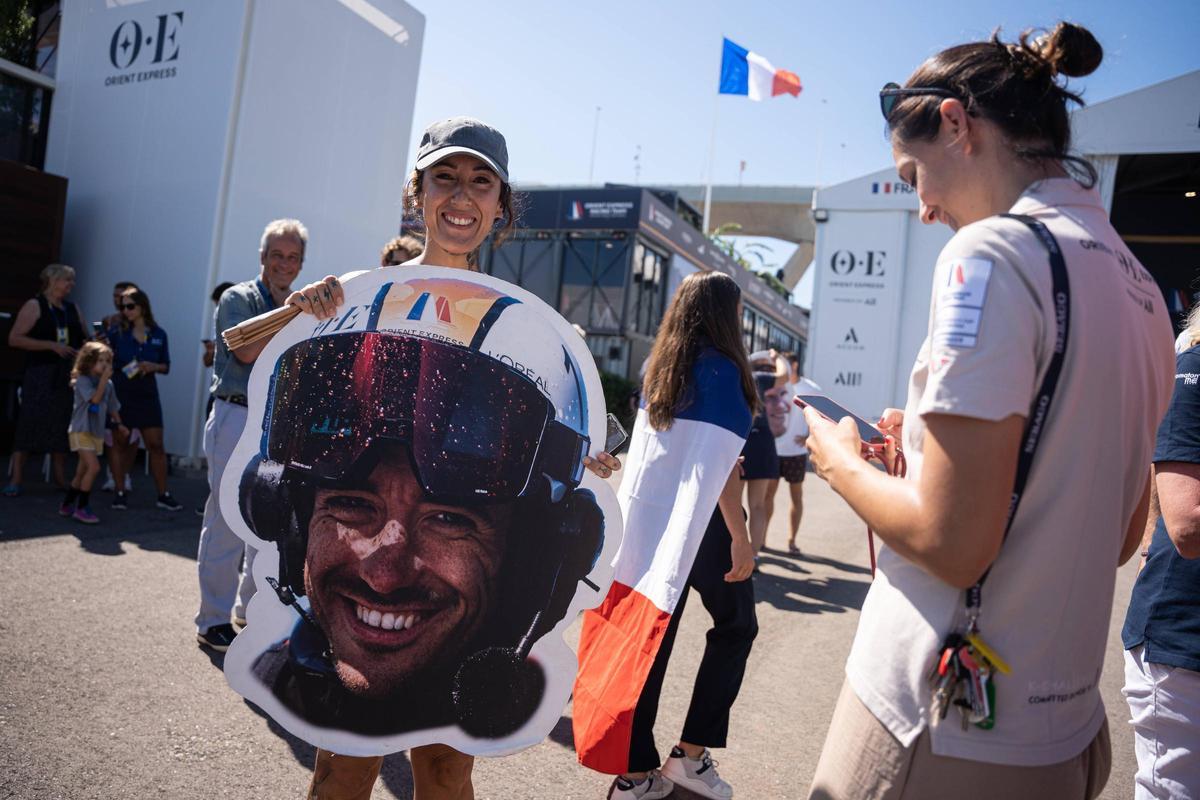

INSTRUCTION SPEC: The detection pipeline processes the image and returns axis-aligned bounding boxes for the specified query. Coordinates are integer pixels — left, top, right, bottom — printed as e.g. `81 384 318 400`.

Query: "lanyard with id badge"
122 329 152 379
49 303 69 345
929 214 1071 732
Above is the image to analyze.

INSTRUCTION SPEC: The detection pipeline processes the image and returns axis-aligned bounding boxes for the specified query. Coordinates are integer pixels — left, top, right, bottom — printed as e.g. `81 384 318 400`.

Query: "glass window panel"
0 74 51 168
559 237 628 333
593 239 627 332
489 244 521 284
627 247 666 336
560 241 594 327
592 292 622 331
520 239 559 307
595 241 627 286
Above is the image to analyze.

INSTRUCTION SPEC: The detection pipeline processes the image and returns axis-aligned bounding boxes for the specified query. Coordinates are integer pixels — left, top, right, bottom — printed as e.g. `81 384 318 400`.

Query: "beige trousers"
807 681 1111 800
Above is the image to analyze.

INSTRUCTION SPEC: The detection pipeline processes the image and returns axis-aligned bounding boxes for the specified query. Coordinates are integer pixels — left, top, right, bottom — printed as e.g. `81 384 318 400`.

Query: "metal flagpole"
588 106 601 183
814 98 828 188
702 92 719 234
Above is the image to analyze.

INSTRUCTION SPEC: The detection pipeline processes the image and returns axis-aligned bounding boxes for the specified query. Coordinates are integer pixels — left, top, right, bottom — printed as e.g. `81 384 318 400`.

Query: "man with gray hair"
196 219 308 651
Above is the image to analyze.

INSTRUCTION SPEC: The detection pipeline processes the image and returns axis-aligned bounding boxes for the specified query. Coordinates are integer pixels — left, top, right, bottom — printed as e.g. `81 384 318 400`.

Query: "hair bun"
1036 22 1102 78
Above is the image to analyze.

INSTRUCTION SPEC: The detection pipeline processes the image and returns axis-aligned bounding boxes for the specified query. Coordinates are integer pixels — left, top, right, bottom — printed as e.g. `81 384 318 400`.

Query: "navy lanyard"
256 278 278 311
47 302 67 332
965 214 1071 623
131 327 151 362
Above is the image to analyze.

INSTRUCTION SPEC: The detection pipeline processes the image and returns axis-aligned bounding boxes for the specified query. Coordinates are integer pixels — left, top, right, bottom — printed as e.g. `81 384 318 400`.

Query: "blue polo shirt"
211 277 276 398
1122 345 1200 672
107 323 170 403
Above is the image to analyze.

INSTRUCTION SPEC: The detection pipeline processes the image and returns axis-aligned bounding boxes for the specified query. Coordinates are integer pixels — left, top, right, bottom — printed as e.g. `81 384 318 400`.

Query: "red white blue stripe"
718 38 801 100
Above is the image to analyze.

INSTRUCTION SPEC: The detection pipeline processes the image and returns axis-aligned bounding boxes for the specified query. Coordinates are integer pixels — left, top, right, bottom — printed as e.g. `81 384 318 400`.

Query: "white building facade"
45 0 425 457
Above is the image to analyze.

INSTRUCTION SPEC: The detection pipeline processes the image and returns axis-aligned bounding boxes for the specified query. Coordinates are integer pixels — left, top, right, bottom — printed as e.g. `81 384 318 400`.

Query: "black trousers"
627 507 759 772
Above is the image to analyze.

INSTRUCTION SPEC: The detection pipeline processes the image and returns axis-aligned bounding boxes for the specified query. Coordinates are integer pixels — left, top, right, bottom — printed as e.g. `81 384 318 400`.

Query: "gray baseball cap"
414 117 509 182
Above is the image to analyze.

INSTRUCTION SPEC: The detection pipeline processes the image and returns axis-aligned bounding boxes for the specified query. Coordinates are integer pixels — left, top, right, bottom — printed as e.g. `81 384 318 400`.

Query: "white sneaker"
608 770 673 800
100 476 131 492
661 747 733 799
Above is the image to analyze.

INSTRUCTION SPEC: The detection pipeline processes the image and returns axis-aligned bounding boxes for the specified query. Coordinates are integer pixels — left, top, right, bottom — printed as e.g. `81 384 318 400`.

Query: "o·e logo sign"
109 12 184 70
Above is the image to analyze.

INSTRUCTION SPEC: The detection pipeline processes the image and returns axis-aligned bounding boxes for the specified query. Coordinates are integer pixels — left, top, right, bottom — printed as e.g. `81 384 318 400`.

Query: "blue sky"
409 0 1198 187
406 0 1200 302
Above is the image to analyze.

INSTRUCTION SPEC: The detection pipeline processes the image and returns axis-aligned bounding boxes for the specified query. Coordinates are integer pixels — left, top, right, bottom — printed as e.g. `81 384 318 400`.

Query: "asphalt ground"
0 469 1140 799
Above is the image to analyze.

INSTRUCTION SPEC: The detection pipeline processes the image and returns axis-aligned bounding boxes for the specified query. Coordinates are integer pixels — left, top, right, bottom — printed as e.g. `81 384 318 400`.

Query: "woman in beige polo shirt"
803 23 1175 799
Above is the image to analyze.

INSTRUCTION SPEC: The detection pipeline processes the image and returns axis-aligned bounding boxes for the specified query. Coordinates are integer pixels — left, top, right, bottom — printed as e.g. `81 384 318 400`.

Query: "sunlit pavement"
0 471 1137 799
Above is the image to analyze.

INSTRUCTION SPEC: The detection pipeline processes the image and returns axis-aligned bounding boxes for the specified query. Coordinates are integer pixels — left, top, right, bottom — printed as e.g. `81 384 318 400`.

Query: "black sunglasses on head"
879 82 960 121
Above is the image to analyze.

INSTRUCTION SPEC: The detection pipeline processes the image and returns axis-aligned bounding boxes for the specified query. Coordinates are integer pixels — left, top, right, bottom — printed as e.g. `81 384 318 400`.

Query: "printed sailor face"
224 266 620 755
303 442 513 698
764 383 791 437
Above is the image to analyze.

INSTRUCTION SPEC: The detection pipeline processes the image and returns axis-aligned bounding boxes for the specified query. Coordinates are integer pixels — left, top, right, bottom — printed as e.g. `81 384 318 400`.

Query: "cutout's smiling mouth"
355 603 420 631
334 585 454 646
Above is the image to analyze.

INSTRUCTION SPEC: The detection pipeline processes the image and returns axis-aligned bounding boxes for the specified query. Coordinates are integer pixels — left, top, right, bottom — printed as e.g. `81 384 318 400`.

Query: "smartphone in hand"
604 413 629 455
794 394 885 446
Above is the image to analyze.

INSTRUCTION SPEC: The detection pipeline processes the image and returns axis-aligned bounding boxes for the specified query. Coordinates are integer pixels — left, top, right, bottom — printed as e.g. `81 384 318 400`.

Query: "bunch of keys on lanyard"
928 617 1011 731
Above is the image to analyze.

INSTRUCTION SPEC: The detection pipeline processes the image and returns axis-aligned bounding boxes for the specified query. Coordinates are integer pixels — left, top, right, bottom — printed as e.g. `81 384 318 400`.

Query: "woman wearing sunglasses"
106 288 182 511
803 23 1174 799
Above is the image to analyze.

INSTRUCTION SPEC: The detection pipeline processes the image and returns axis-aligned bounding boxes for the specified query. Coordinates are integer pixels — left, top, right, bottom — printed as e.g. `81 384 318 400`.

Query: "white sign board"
807 167 953 417
808 210 909 418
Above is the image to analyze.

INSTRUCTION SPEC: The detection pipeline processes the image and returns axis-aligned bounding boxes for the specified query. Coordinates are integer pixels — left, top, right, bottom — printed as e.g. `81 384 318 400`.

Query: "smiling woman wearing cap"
285 117 620 800
289 116 515 317
406 116 514 267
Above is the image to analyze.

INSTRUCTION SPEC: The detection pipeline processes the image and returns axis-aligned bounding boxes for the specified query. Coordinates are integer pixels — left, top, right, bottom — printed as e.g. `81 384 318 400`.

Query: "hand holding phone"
580 415 627 481
794 394 885 448
604 413 629 456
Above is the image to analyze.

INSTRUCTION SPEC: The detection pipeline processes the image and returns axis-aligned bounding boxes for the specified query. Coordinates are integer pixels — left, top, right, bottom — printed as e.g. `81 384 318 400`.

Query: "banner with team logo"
808 209 912 417
222 266 622 757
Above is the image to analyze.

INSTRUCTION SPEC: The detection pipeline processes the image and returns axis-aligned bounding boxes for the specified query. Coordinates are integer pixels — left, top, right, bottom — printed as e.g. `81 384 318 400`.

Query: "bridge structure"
662 184 816 289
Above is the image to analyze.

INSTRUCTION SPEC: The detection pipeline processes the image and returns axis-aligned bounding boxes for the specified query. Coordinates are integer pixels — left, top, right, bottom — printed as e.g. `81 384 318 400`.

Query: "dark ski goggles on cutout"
262 332 588 504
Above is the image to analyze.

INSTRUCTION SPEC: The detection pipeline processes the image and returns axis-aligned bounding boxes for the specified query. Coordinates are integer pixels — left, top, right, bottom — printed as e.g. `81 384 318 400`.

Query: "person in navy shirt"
107 287 182 512
1123 336 1200 799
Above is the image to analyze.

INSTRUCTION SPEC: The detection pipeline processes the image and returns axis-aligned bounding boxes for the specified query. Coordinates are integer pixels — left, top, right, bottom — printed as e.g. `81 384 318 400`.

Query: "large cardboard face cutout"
223 267 622 757
764 383 790 438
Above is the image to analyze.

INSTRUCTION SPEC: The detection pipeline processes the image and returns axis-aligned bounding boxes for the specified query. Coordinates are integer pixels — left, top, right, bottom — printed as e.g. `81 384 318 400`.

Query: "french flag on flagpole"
718 37 801 100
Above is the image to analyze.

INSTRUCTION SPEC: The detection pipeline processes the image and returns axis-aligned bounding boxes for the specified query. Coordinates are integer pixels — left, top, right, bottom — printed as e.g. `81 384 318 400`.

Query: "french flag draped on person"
572 350 751 774
718 37 801 100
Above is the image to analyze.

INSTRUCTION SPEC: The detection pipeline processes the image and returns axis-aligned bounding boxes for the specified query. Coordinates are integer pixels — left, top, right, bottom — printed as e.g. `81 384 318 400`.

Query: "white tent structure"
806 70 1200 419
45 0 425 459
